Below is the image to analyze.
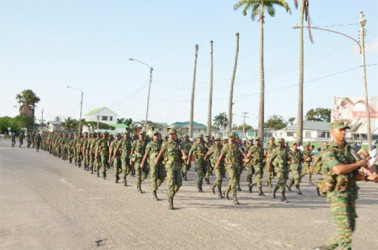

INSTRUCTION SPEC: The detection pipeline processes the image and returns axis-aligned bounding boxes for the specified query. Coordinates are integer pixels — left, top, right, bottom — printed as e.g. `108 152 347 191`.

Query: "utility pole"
241 112 249 139
227 33 240 134
41 109 44 125
207 41 214 137
360 11 372 149
189 44 199 139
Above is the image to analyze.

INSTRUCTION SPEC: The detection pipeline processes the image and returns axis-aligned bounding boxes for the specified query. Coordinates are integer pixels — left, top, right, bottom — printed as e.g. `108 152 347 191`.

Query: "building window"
305 131 311 138
110 116 113 121
320 132 330 138
287 132 294 137
102 116 108 121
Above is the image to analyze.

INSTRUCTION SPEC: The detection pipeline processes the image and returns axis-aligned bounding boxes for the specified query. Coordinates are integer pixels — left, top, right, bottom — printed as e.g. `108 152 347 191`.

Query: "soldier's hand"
358 159 368 168
367 173 378 182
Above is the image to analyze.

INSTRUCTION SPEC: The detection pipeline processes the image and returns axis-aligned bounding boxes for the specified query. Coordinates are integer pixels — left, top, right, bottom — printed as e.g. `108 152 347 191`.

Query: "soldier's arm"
215 152 225 169
140 144 150 168
155 143 167 164
268 152 277 171
186 144 196 164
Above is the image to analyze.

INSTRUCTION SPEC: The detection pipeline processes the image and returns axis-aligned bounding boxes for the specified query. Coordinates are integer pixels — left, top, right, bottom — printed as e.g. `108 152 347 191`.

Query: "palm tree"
213 112 228 132
16 89 40 119
207 40 214 136
189 44 199 138
294 0 313 144
227 33 240 134
234 0 291 140
61 117 77 132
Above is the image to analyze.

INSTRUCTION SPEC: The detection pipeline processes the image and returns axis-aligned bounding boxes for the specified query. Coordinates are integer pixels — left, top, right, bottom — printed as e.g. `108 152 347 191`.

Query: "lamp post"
292 11 372 148
67 85 84 133
129 58 153 127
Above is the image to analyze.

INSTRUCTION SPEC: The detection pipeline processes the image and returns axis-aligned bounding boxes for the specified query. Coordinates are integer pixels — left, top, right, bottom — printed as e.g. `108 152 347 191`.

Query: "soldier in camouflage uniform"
181 135 192 181
204 135 224 198
287 142 303 195
96 132 109 179
35 133 42 152
109 134 122 183
264 137 277 189
67 133 75 164
131 131 149 193
82 132 90 170
268 138 289 202
155 128 185 210
301 144 313 184
245 137 265 196
315 121 377 250
88 133 97 174
215 132 245 205
141 132 165 200
187 136 208 192
120 132 132 186
204 135 213 184
94 133 102 175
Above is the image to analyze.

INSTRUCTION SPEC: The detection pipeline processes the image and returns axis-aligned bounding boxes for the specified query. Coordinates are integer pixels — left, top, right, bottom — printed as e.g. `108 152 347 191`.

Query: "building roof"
170 121 207 128
85 107 118 116
284 121 330 132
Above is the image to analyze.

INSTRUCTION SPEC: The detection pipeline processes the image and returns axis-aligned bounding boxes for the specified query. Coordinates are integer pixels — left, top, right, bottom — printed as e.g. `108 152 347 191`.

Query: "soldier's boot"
90 167 94 174
249 183 255 193
281 191 288 203
123 178 127 186
153 191 159 201
296 186 303 195
205 177 210 185
115 176 119 183
223 189 230 200
103 172 106 179
218 187 224 198
273 186 278 199
184 173 188 181
198 184 203 193
233 194 240 205
286 182 293 192
309 176 314 185
97 170 100 177
258 187 265 196
212 185 216 194
316 187 321 197
168 198 174 210
267 181 273 190
237 183 242 191
137 185 143 193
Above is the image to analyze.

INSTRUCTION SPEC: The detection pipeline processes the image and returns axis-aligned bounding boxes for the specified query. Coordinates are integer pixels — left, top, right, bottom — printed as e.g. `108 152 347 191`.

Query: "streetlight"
129 58 153 127
67 85 84 133
292 11 372 148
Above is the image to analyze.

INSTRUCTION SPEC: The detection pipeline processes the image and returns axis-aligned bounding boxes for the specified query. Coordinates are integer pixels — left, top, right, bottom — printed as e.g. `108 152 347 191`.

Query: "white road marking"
59 178 77 189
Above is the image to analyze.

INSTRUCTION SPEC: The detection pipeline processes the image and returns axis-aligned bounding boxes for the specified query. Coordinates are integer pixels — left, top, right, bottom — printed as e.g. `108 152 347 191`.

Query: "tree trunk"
227 33 240 134
297 0 305 144
207 41 214 136
258 3 265 140
189 44 199 139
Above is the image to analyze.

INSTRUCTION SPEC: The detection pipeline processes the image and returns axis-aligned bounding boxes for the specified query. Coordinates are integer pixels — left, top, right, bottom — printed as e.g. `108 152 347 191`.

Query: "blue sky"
0 0 377 128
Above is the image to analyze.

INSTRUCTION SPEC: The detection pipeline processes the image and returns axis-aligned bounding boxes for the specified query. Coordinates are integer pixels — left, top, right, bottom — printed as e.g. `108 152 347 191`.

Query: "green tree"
264 115 287 130
234 0 291 139
16 89 40 130
306 108 331 122
235 124 253 130
288 117 296 125
213 112 228 131
61 117 77 132
117 118 125 124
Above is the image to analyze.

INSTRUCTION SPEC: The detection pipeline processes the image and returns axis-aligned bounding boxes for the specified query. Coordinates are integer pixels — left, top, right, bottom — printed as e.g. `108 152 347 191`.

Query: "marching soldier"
287 142 303 195
181 135 192 181
204 135 224 198
244 137 265 196
130 131 149 193
187 135 208 192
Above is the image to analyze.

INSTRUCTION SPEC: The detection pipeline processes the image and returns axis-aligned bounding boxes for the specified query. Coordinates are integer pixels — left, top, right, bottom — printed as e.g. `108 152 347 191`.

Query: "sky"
0 0 377 128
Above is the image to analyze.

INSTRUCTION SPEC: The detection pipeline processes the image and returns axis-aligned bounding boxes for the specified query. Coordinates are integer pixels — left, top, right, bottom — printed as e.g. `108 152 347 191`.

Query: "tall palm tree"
234 0 291 140
189 44 199 138
294 0 313 144
16 89 40 119
61 117 77 132
227 33 240 134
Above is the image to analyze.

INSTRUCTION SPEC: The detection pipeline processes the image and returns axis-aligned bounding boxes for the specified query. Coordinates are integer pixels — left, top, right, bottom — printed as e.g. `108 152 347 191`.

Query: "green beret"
168 128 176 134
278 138 285 143
330 121 350 130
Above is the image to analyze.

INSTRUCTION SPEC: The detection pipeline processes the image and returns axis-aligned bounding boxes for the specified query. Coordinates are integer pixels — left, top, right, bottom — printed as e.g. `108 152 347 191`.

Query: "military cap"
139 131 146 135
115 133 121 137
153 131 160 136
292 141 298 145
330 121 350 130
254 137 261 141
168 128 176 134
277 138 285 143
214 135 221 141
228 132 235 137
269 136 275 140
184 134 189 138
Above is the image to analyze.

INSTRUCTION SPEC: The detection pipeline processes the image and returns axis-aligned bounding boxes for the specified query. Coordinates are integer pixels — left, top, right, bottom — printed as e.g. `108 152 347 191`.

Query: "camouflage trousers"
165 162 182 199
205 160 213 179
301 162 312 182
265 162 276 186
326 193 356 250
113 156 122 179
252 163 264 188
225 164 239 195
288 164 301 188
83 150 90 167
121 156 131 183
149 162 165 191
195 159 207 185
213 165 225 190
98 153 108 177
246 163 255 184
274 169 288 192
134 161 149 188
182 162 191 176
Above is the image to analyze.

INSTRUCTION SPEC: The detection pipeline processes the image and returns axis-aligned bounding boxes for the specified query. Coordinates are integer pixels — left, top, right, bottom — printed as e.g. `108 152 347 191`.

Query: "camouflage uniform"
97 135 109 179
246 139 265 196
301 147 313 184
131 135 149 192
110 136 122 182
145 140 165 195
287 145 303 194
206 139 224 198
322 141 358 250
189 139 208 192
120 135 132 186
181 136 192 181
270 138 289 202
265 140 277 188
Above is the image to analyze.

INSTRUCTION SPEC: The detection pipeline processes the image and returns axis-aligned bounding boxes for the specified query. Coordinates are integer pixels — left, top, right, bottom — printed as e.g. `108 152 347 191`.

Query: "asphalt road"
1 139 377 250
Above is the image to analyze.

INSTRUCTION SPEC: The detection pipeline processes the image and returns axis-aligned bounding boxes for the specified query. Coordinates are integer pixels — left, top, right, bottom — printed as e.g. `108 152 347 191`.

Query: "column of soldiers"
18 129 329 209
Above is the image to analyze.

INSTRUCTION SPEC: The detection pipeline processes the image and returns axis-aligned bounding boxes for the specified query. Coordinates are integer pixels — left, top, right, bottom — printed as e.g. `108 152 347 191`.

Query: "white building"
273 121 331 143
85 107 118 124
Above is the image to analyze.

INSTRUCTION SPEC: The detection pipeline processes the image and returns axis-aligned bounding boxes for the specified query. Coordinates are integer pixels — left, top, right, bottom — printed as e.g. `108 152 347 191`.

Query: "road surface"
1 139 377 249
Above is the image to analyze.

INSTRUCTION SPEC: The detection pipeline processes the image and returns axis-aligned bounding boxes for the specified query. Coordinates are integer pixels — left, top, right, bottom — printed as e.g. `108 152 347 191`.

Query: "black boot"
258 187 265 196
281 191 288 203
168 198 174 210
205 177 210 185
103 172 106 179
153 191 159 201
224 189 230 200
198 184 203 193
249 183 255 193
287 182 293 192
90 167 94 174
212 185 216 194
296 186 303 195
123 179 127 186
183 172 188 181
137 186 143 193
273 187 278 199
237 183 242 191
218 186 224 198
267 181 273 190
115 176 119 183
233 194 240 205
